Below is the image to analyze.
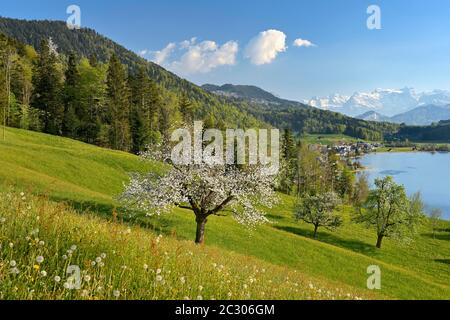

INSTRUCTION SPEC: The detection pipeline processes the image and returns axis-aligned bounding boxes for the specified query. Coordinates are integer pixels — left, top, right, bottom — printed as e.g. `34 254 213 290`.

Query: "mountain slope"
0 17 264 129
391 105 450 126
202 83 285 105
1 127 449 299
357 111 391 122
204 84 400 140
0 16 401 140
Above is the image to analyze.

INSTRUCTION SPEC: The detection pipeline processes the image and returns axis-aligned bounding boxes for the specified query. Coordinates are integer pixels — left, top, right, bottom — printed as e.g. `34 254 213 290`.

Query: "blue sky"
2 0 450 101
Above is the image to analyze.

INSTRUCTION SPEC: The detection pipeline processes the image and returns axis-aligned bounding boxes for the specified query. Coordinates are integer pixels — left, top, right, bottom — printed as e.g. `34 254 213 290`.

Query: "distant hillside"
357 111 391 122
391 104 450 126
202 83 285 105
397 120 450 141
205 83 400 140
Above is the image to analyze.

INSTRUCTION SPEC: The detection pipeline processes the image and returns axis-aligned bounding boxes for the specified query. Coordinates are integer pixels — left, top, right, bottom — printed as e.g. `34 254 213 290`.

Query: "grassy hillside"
1 127 449 299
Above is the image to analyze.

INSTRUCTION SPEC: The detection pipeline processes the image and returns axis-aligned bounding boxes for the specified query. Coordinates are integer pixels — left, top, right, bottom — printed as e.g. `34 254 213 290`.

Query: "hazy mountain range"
307 88 450 124
204 84 450 126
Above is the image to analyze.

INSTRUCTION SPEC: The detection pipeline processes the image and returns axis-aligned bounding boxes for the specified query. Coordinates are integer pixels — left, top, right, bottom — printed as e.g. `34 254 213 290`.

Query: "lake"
359 152 450 220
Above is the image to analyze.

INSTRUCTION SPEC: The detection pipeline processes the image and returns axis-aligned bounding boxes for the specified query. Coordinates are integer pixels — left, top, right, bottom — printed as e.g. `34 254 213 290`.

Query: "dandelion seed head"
36 256 44 264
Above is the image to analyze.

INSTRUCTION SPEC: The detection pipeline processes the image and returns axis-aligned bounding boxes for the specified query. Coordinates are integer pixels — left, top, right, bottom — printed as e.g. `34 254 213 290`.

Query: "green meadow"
0 126 449 299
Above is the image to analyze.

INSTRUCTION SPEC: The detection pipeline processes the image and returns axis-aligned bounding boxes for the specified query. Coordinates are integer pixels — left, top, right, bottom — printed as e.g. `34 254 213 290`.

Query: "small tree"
354 176 424 249
294 192 342 239
352 173 370 211
121 144 277 244
429 208 442 239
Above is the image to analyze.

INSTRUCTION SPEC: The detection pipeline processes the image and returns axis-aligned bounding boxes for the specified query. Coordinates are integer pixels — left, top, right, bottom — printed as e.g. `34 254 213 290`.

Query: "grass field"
1 126 449 300
301 134 361 145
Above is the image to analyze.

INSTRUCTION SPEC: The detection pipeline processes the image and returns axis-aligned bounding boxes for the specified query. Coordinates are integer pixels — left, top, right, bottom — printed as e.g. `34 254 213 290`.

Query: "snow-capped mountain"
306 94 349 111
307 88 450 117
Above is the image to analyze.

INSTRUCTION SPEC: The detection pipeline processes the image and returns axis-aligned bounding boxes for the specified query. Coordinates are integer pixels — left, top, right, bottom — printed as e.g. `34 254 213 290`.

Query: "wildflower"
81 290 89 297
91 261 96 266
54 276 61 283
39 241 45 246
36 256 44 264
180 277 186 284
0 217 5 223
20 192 25 197
113 290 121 298
243 284 248 289
63 282 71 289
40 270 47 277
197 295 203 300
9 267 20 274
156 268 162 274
33 265 40 271
98 262 105 267
9 242 14 248
143 264 149 270
198 285 204 291
227 292 232 298
9 260 17 267
100 253 106 259
183 296 190 300
95 257 102 263
62 255 68 260
84 275 91 282
156 275 163 282
70 245 77 251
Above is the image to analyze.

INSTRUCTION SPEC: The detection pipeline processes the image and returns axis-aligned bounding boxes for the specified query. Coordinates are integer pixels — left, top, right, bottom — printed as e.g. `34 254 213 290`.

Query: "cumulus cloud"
152 42 176 65
138 49 149 57
245 29 287 65
293 38 316 48
152 39 238 74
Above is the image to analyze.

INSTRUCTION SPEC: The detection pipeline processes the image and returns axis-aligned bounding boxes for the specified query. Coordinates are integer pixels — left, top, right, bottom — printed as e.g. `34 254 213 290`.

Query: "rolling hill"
1 126 449 299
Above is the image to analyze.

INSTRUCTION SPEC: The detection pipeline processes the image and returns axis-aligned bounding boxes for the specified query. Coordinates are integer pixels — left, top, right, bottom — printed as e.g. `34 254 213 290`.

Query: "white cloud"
138 49 149 57
170 40 239 74
152 42 176 65
293 38 316 48
245 29 287 65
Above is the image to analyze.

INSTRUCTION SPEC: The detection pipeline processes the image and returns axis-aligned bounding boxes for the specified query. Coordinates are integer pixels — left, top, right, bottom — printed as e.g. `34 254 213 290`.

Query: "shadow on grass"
422 233 450 241
274 225 377 254
49 196 185 238
435 259 450 265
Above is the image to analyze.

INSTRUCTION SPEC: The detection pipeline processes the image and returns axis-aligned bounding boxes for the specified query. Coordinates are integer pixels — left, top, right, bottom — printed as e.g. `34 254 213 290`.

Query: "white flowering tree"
121 144 278 244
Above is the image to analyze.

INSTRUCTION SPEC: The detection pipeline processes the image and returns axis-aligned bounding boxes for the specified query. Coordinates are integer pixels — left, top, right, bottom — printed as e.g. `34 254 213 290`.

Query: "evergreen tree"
179 92 195 124
31 39 64 135
62 52 80 137
106 53 131 151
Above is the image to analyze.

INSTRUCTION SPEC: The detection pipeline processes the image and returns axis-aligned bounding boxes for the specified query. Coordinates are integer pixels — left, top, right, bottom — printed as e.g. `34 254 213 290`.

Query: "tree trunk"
313 225 318 239
376 234 384 249
195 215 208 245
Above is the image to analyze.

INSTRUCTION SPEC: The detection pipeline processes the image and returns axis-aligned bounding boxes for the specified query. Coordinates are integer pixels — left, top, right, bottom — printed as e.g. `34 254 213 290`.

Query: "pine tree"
31 39 64 135
62 52 80 137
129 65 160 151
106 53 131 151
179 92 195 124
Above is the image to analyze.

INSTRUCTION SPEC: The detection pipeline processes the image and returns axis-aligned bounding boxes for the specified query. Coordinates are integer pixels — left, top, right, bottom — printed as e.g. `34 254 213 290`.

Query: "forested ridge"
1 16 448 151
